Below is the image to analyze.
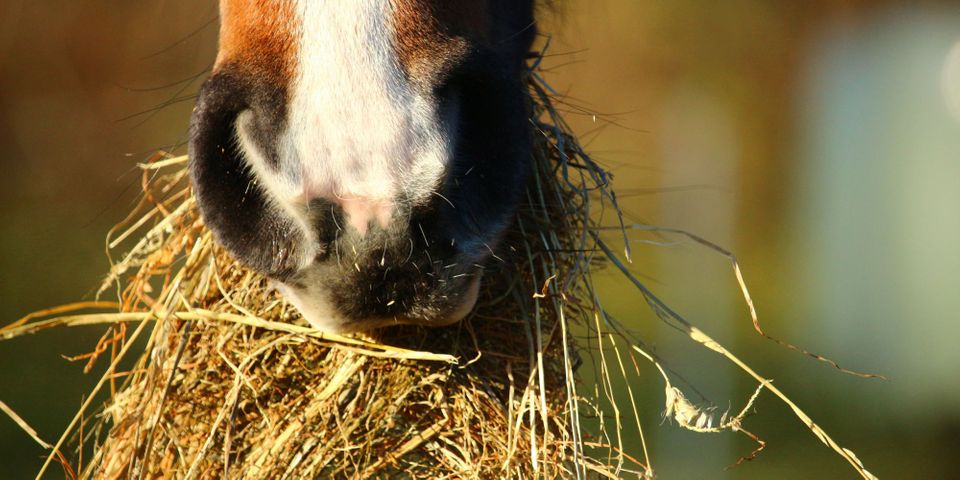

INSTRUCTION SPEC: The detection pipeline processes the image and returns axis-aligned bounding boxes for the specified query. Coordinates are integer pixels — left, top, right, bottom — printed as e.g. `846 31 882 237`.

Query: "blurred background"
1 1 958 478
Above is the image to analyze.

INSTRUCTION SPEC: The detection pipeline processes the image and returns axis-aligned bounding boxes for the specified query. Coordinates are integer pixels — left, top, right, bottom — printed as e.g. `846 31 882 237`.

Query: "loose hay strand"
596 235 878 479
0 400 53 450
0 311 457 364
36 317 154 480
616 223 885 380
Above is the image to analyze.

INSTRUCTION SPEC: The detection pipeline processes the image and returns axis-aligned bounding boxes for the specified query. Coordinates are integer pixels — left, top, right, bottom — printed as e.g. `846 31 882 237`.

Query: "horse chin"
275 274 482 334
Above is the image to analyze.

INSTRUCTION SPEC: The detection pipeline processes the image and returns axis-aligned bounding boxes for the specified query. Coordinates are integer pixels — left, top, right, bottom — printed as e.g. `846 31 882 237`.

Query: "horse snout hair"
189 0 537 332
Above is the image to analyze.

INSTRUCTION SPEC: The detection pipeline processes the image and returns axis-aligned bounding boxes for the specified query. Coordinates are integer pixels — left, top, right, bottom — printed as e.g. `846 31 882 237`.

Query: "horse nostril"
189 69 312 281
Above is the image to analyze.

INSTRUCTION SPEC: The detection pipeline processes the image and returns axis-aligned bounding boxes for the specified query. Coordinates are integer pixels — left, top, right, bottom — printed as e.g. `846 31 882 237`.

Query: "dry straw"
2 52 878 479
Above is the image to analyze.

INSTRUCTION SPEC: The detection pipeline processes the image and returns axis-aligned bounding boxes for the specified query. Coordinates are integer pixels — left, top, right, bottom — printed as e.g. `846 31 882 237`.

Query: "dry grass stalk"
0 54 879 479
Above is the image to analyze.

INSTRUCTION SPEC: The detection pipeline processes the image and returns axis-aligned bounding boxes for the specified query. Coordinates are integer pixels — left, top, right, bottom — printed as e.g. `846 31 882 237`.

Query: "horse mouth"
277 271 483 334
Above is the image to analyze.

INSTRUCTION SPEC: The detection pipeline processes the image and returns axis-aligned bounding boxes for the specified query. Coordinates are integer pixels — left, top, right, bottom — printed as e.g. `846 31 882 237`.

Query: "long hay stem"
35 316 153 480
593 234 877 479
608 223 884 380
0 400 52 450
1 309 457 364
606 334 652 477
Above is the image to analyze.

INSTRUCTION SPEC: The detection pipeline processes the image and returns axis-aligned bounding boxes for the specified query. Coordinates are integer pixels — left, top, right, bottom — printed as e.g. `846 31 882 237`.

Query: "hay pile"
1 59 879 480
16 70 636 478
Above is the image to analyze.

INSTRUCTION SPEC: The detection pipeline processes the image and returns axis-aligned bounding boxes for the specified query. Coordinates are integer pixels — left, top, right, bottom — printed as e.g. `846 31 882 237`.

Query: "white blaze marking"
236 0 451 260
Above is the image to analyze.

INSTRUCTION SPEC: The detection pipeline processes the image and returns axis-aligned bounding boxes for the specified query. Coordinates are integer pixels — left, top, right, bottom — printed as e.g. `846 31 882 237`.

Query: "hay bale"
34 71 634 479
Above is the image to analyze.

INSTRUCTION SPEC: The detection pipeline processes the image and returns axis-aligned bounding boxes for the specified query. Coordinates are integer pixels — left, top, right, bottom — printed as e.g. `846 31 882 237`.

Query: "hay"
1 54 879 480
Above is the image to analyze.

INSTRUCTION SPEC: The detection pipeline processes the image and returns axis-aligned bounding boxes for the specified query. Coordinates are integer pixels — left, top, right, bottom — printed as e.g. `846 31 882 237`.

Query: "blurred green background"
2 1 958 478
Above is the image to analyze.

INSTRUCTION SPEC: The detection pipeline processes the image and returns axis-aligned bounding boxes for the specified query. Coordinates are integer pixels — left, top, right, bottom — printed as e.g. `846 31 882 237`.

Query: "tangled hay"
1 56 879 479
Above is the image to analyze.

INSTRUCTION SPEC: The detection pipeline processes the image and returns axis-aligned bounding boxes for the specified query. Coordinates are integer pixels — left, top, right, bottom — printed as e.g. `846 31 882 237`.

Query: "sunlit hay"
2 52 880 480
0 67 634 478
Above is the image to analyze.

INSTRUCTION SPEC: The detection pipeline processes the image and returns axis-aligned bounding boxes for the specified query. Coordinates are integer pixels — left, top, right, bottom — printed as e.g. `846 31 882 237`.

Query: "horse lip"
277 272 483 334
437 274 482 326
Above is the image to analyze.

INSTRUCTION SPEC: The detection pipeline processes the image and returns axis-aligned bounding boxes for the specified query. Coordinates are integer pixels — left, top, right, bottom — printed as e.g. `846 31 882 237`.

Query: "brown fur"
216 0 299 83
390 0 490 85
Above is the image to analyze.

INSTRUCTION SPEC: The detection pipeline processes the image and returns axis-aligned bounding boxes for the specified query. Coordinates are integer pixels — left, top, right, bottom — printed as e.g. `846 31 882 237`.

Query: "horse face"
189 0 537 332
